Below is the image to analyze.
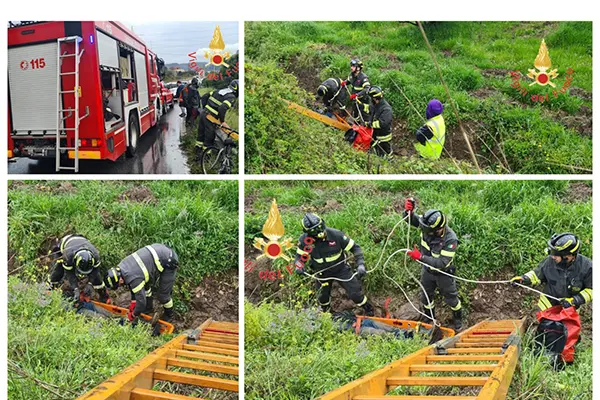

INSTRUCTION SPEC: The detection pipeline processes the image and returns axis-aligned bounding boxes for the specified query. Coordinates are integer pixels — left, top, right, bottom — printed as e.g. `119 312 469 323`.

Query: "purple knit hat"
426 99 444 120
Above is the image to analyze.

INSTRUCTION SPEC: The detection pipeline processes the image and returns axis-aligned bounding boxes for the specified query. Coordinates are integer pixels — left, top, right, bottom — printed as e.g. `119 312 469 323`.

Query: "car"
158 81 175 114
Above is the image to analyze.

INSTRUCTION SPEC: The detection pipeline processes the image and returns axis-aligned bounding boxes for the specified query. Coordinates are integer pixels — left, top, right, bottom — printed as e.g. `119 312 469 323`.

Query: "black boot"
362 302 375 317
422 306 436 323
452 309 463 332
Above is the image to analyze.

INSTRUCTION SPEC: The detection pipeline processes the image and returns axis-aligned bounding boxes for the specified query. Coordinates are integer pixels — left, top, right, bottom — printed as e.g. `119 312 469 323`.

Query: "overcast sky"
123 21 238 64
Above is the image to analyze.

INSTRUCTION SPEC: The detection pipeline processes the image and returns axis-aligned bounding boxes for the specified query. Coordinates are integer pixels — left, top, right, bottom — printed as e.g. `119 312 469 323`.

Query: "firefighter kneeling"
105 244 179 336
511 233 592 369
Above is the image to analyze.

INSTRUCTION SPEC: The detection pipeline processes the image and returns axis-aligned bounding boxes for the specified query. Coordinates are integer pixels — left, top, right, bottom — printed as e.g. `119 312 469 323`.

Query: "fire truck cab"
7 21 166 172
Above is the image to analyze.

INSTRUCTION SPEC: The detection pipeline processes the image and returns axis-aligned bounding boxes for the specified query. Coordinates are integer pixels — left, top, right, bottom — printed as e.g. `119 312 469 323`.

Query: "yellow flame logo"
204 25 231 68
527 39 559 87
253 199 294 261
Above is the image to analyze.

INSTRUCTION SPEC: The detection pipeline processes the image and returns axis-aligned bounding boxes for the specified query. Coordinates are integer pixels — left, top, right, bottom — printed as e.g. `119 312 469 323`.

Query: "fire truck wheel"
126 114 140 157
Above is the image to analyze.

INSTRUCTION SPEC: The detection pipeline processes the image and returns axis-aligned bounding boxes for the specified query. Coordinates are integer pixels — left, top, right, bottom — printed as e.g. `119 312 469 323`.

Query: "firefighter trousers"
315 265 367 307
420 267 460 309
197 110 218 147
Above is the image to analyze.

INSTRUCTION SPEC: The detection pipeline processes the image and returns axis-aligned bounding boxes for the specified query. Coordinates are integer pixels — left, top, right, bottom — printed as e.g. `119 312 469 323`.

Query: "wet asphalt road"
8 104 190 175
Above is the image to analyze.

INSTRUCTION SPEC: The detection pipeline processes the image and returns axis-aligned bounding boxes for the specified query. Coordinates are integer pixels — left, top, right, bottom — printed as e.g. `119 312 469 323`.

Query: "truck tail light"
79 139 102 147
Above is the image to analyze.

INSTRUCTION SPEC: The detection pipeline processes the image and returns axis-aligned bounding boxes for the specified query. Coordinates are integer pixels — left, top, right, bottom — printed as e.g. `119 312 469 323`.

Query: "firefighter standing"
404 199 462 331
197 79 239 148
344 59 371 122
316 78 347 113
414 99 446 160
104 244 178 336
365 86 393 158
175 80 185 102
180 78 201 125
48 234 110 303
511 233 592 312
294 213 374 316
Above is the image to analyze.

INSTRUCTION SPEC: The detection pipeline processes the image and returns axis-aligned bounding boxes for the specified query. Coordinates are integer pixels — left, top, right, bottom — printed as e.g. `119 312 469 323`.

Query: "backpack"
535 305 581 368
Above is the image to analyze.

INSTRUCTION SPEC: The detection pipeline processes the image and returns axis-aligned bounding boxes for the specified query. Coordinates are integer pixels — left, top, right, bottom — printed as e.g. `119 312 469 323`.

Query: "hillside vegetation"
8 180 239 399
245 22 592 174
244 180 592 399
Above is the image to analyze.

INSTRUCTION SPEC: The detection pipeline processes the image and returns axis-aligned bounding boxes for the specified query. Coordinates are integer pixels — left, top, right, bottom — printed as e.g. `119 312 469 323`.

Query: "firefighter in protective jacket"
181 78 201 125
344 59 371 121
294 213 374 316
365 86 393 157
511 233 592 311
404 199 462 330
316 78 347 111
198 79 238 148
104 244 178 334
48 234 110 303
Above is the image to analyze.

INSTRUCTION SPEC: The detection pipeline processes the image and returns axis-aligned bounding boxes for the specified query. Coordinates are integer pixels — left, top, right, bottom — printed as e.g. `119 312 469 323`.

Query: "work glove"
404 197 415 212
127 310 138 322
446 265 456 275
350 94 357 100
364 121 371 127
151 323 162 337
510 276 531 287
340 81 347 87
295 267 306 276
561 298 575 309
357 264 367 279
407 245 422 261
128 300 137 313
72 288 81 303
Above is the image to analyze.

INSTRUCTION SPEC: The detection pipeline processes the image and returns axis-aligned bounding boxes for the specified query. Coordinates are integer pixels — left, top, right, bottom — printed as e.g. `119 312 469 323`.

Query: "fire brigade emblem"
205 25 230 68
253 199 293 261
527 39 559 87
20 60 29 70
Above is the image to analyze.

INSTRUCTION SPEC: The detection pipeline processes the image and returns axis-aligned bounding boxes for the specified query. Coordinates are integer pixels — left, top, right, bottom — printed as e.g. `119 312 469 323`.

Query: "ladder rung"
462 336 509 342
58 147 77 151
60 72 77 75
60 54 77 58
57 166 76 170
59 90 76 93
154 369 238 392
446 347 503 354
130 388 204 400
181 343 238 356
166 357 238 375
194 340 238 350
354 396 477 400
175 349 239 364
58 128 77 131
456 342 505 348
387 376 488 386
410 364 498 372
427 355 503 362
59 109 73 113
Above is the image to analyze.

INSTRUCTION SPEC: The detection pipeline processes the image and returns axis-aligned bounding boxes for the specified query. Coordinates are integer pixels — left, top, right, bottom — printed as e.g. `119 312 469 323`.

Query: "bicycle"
197 124 239 174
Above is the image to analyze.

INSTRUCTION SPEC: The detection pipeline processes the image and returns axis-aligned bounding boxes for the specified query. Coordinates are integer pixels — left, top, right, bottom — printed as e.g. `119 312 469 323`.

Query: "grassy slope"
245 21 592 174
8 181 238 399
244 180 592 399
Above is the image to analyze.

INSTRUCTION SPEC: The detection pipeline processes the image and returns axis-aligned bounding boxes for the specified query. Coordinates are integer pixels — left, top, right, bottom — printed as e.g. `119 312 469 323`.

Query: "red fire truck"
8 21 168 172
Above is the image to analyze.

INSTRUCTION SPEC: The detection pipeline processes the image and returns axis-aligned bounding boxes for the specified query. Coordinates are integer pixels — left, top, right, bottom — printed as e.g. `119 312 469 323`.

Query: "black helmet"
350 59 363 69
420 209 446 236
191 77 199 87
302 213 326 239
74 250 94 275
166 247 179 269
105 267 121 290
367 86 384 99
229 79 239 96
547 233 580 257
317 85 327 97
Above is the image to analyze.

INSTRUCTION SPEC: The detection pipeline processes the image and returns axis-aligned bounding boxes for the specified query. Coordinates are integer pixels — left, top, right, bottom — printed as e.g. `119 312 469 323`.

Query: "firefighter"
177 80 186 117
404 199 462 331
365 86 393 158
181 78 201 125
344 59 371 122
316 78 347 113
511 233 592 311
197 79 238 148
104 244 178 336
294 213 374 316
414 99 446 160
48 234 110 303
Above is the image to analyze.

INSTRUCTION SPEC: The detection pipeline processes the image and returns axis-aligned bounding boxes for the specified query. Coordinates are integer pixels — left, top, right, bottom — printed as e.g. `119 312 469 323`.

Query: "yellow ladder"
77 319 239 399
318 319 525 400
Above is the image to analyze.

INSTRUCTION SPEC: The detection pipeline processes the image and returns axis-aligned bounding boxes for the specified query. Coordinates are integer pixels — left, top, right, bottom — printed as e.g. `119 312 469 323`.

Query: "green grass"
245 180 592 399
8 180 238 314
8 277 169 399
245 21 592 174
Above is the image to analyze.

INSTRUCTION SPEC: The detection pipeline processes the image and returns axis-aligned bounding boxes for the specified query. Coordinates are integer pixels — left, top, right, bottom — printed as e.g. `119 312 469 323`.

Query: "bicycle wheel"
201 146 223 174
